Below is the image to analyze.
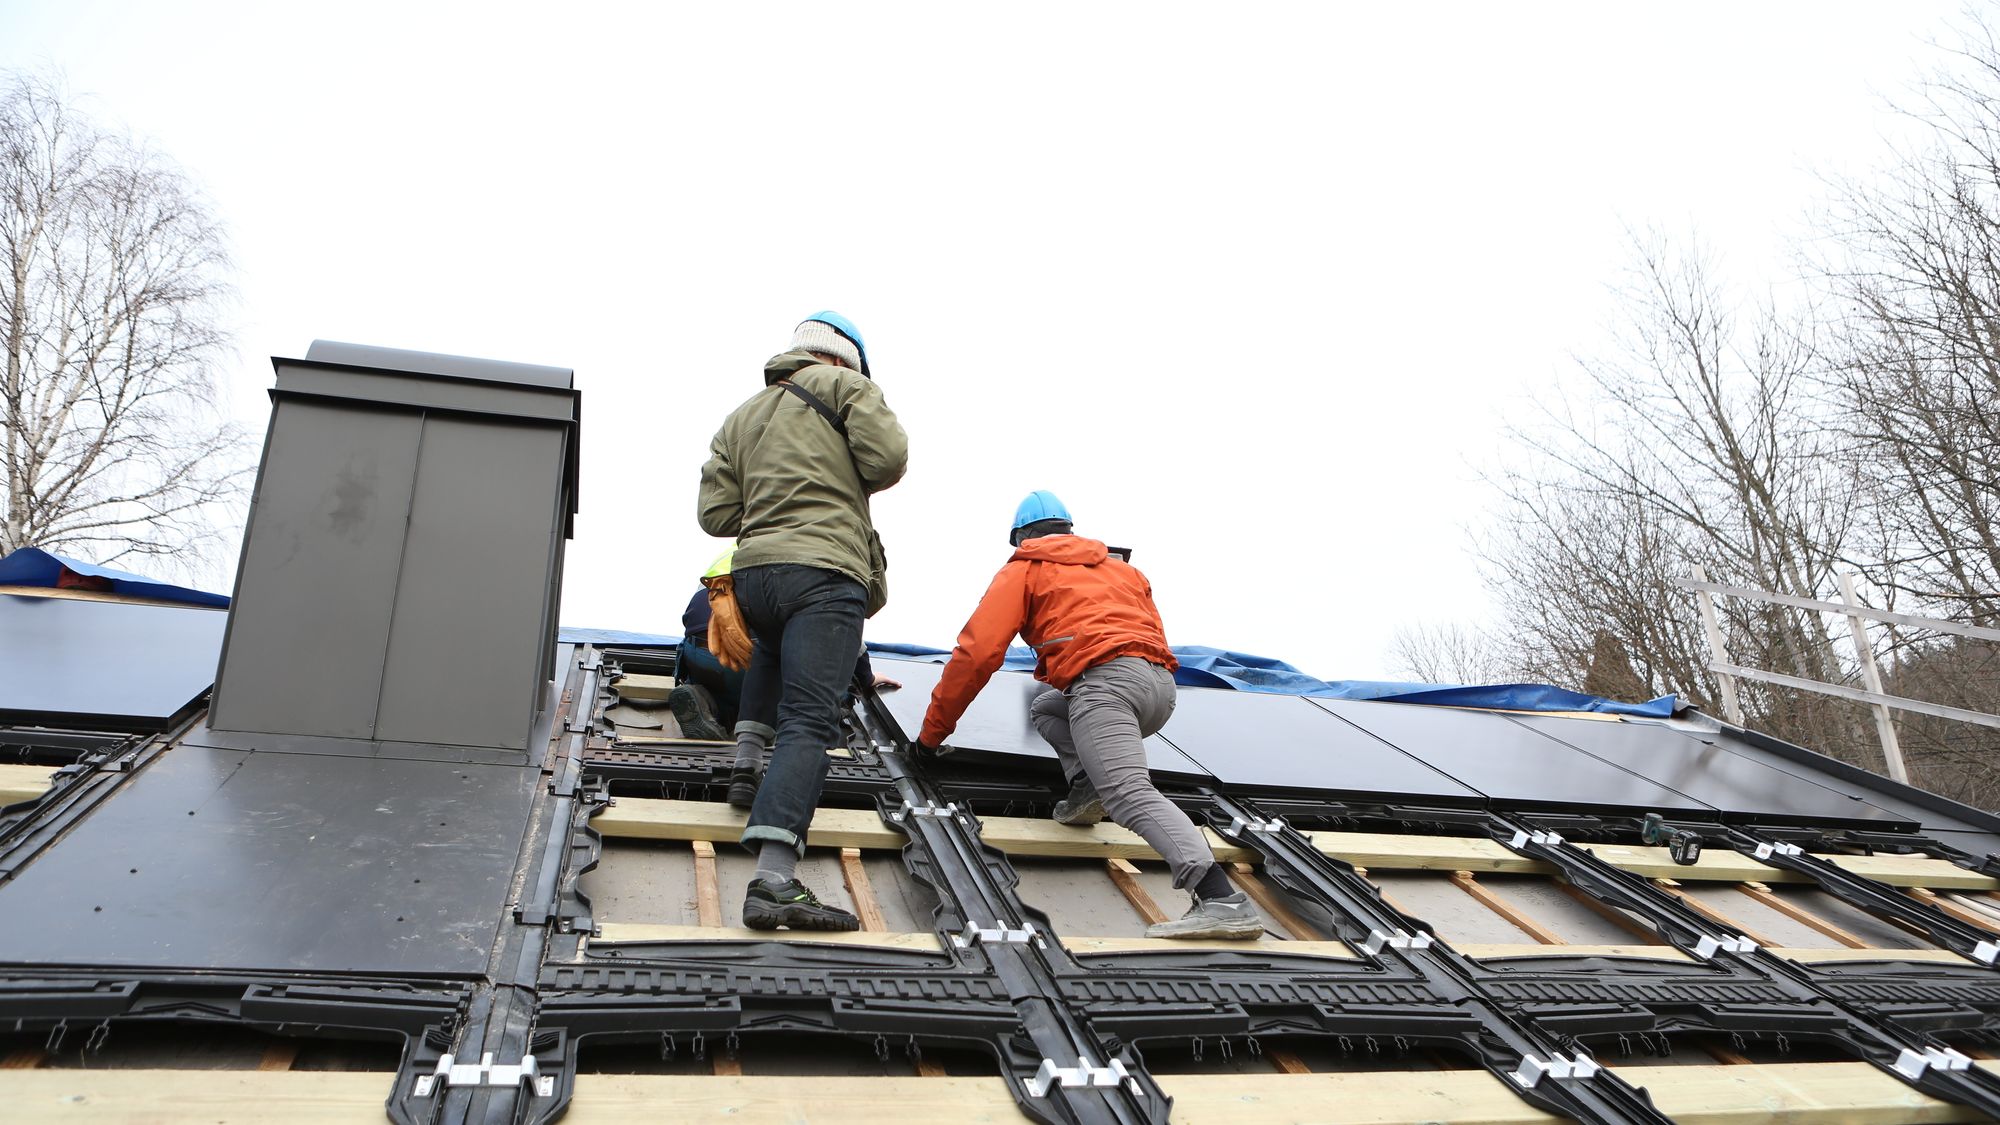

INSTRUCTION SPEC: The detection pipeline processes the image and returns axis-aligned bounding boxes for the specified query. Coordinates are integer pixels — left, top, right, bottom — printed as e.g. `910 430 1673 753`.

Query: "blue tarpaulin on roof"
549 633 1676 717
557 626 681 646
0 548 229 609
864 641 1678 718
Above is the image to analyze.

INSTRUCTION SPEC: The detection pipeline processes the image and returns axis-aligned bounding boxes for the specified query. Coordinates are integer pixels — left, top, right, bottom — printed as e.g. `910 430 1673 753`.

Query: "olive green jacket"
698 350 908 599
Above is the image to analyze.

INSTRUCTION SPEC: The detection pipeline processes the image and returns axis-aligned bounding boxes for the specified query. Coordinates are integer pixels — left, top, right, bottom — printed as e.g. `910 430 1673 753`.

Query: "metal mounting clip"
889 801 958 823
1692 934 1759 960
1511 1052 1601 1088
413 1052 555 1098
1025 1055 1137 1097
1752 841 1803 860
952 922 1040 949
1971 941 2000 965
1508 829 1565 849
1893 1045 1973 1079
1224 815 1285 836
1360 928 1434 955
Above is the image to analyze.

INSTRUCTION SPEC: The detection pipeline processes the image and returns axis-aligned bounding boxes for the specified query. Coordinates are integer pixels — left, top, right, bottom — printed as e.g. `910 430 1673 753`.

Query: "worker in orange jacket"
916 491 1264 940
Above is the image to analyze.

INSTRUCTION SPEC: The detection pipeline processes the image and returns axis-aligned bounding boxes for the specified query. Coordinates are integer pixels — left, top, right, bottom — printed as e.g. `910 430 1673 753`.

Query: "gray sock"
754 840 798 884
733 731 768 773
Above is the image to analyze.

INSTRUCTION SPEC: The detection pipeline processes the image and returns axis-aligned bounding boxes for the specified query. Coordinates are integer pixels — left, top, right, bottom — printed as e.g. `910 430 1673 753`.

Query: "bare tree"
1388 621 1512 685
1825 21 2000 628
1 73 246 573
1482 233 1873 758
1478 461 1717 706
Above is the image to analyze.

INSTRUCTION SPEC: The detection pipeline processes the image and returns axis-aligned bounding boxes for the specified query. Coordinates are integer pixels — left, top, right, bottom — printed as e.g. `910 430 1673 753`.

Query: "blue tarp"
863 641 1678 718
557 626 682 646
555 634 1677 717
0 547 229 609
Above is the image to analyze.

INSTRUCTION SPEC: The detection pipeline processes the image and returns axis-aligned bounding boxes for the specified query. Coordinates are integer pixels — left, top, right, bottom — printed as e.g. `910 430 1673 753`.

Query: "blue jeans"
677 639 744 728
733 564 867 855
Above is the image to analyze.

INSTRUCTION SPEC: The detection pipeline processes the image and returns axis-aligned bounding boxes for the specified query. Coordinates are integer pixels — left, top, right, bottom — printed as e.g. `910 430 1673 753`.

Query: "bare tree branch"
0 71 248 577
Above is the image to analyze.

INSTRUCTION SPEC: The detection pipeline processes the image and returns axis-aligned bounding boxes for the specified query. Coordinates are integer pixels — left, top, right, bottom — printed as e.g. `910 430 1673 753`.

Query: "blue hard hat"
1010 490 1073 545
800 310 869 377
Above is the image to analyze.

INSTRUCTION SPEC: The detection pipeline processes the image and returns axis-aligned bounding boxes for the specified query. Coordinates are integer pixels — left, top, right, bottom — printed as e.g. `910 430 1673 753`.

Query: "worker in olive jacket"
698 311 908 931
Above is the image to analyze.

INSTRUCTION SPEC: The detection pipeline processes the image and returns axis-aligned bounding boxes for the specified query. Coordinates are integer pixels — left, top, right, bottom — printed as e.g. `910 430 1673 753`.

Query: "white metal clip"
1973 941 2000 965
1510 1051 1600 1088
1224 815 1285 836
952 922 1040 949
1360 928 1434 955
1025 1055 1137 1097
1692 934 1759 960
1889 1046 1967 1079
1508 830 1564 849
413 1052 555 1098
1752 841 1803 860
889 801 958 823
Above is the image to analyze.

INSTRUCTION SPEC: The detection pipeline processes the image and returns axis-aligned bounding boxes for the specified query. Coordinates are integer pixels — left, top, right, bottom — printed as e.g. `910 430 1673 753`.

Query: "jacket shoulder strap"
776 380 847 438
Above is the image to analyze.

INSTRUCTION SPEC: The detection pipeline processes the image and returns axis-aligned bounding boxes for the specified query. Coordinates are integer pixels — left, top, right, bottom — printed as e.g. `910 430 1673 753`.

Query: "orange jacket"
918 535 1177 745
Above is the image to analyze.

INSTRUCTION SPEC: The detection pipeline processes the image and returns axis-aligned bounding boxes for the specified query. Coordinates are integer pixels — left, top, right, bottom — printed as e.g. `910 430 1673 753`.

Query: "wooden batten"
1450 870 1564 944
592 924 948 954
1 1062 1990 1124
1737 881 1870 947
1103 858 1169 925
1653 878 1782 948
587 921 1940 968
608 673 675 701
1456 943 1693 961
1226 863 1322 940
0 763 53 806
591 796 1997 891
690 840 722 929
838 847 888 932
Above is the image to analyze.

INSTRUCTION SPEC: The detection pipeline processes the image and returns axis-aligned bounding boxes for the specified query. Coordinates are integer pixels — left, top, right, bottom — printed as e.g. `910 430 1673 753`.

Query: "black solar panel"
0 742 537 973
1508 714 1913 826
1153 687 1483 801
0 594 226 730
871 657 1212 778
1307 697 1716 813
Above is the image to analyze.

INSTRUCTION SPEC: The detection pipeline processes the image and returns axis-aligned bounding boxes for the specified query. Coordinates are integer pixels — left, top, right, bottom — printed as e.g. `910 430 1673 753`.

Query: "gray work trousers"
1030 656 1216 888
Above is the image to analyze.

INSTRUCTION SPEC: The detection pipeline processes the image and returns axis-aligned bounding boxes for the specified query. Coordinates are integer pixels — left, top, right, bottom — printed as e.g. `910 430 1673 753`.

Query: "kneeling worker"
915 491 1265 940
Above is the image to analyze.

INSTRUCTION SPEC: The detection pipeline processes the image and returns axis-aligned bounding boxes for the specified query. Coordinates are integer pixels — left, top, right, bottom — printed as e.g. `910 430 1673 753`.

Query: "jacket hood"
763 349 830 386
1009 534 1107 566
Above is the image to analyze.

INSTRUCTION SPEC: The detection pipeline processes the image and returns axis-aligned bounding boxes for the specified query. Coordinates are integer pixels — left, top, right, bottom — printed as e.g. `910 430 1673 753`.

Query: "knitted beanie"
791 318 864 372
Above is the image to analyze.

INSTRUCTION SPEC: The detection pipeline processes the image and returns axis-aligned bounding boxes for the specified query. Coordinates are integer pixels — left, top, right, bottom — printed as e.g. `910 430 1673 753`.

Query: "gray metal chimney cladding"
208 342 581 754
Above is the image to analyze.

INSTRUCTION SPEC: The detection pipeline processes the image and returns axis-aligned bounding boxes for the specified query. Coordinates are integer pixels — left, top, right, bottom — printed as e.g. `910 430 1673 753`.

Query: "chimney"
209 342 581 755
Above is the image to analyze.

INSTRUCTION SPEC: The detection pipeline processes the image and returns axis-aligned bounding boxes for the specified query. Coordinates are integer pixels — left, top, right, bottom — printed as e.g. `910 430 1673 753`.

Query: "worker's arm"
919 562 1029 745
840 377 909 495
697 429 743 537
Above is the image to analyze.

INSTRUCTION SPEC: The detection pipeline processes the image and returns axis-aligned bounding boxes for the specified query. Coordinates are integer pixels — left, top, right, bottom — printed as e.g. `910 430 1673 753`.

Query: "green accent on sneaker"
741 877 860 932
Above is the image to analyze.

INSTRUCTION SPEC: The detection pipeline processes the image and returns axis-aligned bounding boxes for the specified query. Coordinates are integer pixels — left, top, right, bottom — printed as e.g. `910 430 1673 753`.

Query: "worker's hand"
873 674 902 691
912 739 954 758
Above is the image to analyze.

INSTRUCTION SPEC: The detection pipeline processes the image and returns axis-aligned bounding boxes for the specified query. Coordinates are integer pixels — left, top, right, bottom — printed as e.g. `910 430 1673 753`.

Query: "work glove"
912 739 954 759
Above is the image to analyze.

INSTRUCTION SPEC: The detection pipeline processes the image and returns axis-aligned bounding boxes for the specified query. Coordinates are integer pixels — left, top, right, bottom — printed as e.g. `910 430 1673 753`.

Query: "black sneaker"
668 684 729 742
726 766 759 810
1051 776 1106 826
741 877 860 931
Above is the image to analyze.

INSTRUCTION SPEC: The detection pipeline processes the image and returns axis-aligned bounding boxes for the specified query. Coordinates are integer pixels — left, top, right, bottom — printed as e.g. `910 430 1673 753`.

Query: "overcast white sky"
0 2 1968 680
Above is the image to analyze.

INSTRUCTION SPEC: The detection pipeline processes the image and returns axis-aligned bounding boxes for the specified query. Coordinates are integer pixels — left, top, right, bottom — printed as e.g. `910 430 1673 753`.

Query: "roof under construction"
4 343 2000 1125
